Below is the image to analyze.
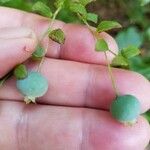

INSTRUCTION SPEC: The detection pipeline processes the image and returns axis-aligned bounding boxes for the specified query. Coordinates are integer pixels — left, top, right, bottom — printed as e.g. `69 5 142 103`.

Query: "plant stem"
77 13 96 36
40 6 62 41
104 52 119 96
37 6 62 72
108 49 117 56
78 14 119 96
0 71 12 88
37 41 49 72
77 13 91 29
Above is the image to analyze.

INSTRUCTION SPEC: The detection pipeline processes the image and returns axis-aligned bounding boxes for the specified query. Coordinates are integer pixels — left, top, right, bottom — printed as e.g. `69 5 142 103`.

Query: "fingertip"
0 28 37 77
134 116 150 149
84 110 150 150
115 69 150 113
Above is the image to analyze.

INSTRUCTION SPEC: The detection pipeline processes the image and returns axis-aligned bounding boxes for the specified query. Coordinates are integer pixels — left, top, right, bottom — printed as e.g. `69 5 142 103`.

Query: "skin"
0 7 150 150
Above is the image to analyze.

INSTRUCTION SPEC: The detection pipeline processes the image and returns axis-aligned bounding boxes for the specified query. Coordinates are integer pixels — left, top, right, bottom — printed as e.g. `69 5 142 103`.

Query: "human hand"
0 7 150 150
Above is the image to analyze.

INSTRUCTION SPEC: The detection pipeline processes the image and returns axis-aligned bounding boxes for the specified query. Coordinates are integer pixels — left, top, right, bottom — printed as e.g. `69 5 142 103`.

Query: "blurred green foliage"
116 27 143 50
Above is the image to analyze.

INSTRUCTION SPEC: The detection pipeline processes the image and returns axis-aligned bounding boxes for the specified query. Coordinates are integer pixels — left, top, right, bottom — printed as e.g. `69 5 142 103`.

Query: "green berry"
110 95 141 124
16 71 48 104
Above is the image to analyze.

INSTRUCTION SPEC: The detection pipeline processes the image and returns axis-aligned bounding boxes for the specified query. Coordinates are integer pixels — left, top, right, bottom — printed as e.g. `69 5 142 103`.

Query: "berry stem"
40 6 62 41
0 71 12 88
37 41 49 72
108 49 117 56
37 6 62 72
78 15 119 96
77 13 91 29
104 52 119 96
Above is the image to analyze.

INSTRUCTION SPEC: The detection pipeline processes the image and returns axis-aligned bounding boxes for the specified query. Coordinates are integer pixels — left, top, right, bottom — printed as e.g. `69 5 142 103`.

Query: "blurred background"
0 0 150 119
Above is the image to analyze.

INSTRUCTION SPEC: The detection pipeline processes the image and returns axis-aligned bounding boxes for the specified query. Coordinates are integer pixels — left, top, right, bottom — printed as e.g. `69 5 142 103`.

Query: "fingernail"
0 27 35 39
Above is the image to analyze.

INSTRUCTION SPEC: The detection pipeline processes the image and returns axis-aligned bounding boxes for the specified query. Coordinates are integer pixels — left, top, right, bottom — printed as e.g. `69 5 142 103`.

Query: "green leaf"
54 0 66 8
95 39 109 52
49 28 65 44
112 54 129 68
143 111 150 122
97 21 122 32
87 13 98 23
14 64 28 79
141 0 150 6
0 0 11 3
32 45 45 61
32 1 53 18
78 0 95 6
70 3 87 17
121 46 140 59
116 27 143 49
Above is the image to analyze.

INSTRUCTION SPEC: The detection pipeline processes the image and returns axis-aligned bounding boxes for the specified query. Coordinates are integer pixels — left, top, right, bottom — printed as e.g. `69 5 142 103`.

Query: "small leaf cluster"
31 0 66 61
112 46 141 68
31 0 123 60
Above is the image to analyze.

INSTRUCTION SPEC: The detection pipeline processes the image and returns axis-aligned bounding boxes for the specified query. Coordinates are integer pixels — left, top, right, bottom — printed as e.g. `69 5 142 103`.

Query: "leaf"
116 27 143 49
56 8 79 23
14 64 28 79
141 0 150 6
97 21 122 32
32 1 53 18
78 0 95 6
112 54 129 68
143 111 150 122
70 3 87 17
54 0 66 8
95 39 109 52
49 28 65 44
0 0 11 3
121 46 141 59
87 13 98 23
32 45 45 61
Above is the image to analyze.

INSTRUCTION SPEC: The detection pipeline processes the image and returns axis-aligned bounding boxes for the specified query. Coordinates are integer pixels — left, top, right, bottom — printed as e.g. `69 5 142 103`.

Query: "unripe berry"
16 71 48 104
110 95 141 124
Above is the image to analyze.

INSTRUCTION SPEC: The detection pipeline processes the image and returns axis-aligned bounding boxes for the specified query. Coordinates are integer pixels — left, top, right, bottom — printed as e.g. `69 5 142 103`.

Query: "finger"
60 24 118 64
0 7 118 64
0 27 37 78
0 101 149 150
0 59 150 113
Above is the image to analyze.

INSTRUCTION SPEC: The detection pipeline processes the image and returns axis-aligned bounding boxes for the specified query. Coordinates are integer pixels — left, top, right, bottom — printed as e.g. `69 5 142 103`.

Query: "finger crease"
16 106 30 150
80 108 89 150
84 64 95 107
